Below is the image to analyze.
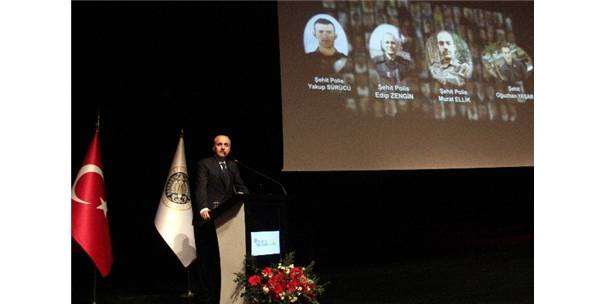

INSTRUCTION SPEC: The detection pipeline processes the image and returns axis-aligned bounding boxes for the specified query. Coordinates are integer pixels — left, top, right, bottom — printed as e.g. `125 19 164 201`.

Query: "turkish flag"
72 130 113 277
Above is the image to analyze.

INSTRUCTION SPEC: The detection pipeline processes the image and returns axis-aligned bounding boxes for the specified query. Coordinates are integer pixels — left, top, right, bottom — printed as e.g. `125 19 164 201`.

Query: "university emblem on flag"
163 172 191 209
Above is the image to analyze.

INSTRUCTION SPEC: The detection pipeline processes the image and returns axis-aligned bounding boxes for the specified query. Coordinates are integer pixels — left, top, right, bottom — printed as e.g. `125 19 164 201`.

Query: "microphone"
233 159 287 196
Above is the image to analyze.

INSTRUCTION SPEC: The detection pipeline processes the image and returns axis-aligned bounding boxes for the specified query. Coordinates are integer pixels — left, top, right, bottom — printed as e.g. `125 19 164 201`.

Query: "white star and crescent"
72 164 108 218
97 197 108 217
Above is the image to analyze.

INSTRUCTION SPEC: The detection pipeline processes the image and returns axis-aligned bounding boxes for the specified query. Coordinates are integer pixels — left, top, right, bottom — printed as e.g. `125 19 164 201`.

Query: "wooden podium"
209 194 288 304
212 197 246 304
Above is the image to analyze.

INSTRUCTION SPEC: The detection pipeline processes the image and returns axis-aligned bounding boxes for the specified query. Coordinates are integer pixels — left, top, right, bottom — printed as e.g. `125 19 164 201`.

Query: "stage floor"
73 241 532 304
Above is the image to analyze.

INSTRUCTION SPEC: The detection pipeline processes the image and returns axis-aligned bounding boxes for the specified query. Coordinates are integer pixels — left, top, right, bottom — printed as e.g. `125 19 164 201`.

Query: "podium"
210 194 288 304
244 194 289 266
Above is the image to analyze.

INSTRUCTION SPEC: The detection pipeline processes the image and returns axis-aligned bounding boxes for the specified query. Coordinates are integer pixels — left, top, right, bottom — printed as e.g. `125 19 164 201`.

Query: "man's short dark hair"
314 18 335 31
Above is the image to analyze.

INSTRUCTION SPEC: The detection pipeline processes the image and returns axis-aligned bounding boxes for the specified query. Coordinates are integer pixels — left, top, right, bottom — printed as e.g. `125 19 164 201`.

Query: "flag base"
179 290 196 298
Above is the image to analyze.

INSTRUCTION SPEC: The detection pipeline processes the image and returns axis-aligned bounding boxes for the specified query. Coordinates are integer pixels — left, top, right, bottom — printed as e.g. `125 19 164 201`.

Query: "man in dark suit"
192 134 248 304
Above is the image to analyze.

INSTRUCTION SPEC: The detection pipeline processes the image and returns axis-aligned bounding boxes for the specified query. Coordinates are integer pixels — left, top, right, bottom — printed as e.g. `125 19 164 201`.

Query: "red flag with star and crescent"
72 130 113 277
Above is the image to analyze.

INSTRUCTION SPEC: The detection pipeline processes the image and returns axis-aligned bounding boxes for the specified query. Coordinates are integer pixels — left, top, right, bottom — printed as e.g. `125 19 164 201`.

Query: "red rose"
286 280 299 293
269 272 285 286
268 271 286 295
262 267 273 277
290 267 304 280
247 275 261 286
272 283 284 296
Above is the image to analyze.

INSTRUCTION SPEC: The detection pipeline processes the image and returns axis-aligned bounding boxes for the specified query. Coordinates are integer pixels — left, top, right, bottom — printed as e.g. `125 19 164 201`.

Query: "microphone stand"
233 159 287 196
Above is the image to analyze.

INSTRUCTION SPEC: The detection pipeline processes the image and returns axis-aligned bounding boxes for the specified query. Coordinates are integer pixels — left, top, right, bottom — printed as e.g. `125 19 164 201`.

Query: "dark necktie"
219 161 230 187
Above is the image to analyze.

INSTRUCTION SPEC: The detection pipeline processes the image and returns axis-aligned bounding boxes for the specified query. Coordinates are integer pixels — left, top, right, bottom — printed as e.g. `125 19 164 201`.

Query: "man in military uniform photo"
428 31 472 86
305 18 347 75
496 45 528 83
372 32 412 85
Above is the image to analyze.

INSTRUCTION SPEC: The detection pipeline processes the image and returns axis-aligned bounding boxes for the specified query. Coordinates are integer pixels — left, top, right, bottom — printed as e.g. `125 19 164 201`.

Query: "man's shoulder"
513 58 526 67
305 49 321 57
394 55 410 65
336 51 347 58
198 157 216 165
372 54 387 64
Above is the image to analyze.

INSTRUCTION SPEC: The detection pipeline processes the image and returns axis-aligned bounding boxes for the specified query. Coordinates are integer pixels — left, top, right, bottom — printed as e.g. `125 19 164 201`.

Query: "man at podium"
192 134 249 304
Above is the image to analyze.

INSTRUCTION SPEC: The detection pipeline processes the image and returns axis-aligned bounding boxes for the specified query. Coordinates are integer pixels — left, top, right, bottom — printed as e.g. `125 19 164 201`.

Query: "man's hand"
200 208 211 220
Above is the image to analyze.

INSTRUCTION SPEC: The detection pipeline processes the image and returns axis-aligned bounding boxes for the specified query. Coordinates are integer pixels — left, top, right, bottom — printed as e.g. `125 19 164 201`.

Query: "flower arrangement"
234 252 326 304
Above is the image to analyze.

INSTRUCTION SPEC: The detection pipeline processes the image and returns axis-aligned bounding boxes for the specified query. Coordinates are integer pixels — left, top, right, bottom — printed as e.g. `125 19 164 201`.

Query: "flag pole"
182 129 195 299
92 266 97 304
183 128 195 299
93 112 100 304
96 107 101 131
184 266 195 298
179 263 196 299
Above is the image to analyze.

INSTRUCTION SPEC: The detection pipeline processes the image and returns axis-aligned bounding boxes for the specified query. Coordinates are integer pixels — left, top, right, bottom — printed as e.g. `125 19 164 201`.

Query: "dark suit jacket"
192 157 249 226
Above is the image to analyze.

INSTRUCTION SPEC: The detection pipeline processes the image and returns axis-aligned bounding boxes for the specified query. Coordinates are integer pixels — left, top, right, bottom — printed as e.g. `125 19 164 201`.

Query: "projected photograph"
426 30 473 87
303 14 349 75
368 24 413 86
482 42 533 83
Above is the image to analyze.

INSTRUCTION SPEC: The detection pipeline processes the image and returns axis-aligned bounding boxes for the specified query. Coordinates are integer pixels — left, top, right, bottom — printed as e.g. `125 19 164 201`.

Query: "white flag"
154 134 196 267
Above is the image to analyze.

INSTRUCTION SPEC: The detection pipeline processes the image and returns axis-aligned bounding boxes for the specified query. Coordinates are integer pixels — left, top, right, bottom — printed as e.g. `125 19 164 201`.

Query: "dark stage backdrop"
72 1 532 300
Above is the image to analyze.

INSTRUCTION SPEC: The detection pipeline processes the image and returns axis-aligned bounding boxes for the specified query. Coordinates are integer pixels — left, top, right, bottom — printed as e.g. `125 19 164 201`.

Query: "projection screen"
278 1 533 171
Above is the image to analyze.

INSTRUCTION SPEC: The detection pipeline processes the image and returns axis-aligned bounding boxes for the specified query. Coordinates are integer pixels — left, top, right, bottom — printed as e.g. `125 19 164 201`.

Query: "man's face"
213 135 231 159
502 47 513 64
313 23 336 49
437 31 455 63
381 33 398 57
